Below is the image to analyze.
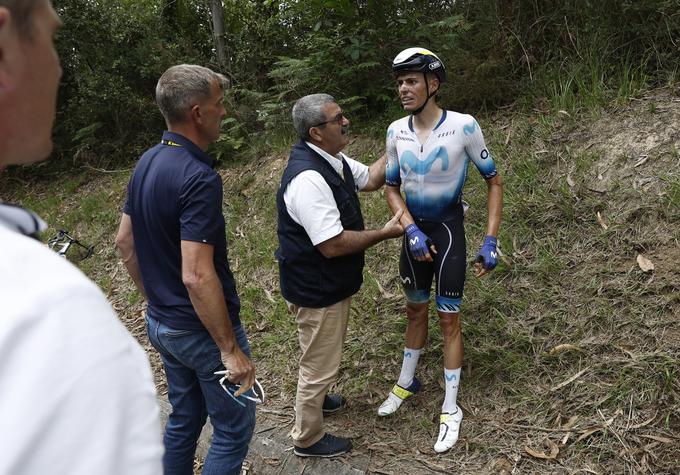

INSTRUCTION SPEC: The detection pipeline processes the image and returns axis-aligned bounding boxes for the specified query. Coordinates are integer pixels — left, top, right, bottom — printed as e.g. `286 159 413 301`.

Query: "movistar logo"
429 61 441 70
409 236 419 246
463 120 478 136
400 146 449 176
445 373 457 382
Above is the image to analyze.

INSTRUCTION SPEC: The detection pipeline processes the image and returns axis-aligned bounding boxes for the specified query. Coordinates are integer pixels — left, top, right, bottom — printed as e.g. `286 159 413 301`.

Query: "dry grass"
1 88 678 474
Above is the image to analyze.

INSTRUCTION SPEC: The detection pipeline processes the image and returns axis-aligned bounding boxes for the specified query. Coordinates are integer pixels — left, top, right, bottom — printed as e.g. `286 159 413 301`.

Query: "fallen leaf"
566 175 575 187
636 254 655 273
596 212 608 230
633 155 649 167
549 344 582 355
524 441 559 459
562 415 579 430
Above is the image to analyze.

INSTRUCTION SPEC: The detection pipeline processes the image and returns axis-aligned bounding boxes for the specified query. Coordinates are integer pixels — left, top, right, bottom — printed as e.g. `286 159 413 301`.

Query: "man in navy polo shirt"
115 64 255 475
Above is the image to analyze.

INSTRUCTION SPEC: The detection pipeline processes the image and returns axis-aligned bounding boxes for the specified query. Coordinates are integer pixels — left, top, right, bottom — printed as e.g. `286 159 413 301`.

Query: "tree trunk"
209 0 229 78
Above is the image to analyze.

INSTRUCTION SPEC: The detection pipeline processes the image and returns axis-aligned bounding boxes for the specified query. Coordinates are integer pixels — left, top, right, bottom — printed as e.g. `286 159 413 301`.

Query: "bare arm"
385 185 437 262
316 209 403 258
114 213 146 298
385 185 416 227
181 240 255 395
474 174 503 278
484 174 503 237
362 153 387 192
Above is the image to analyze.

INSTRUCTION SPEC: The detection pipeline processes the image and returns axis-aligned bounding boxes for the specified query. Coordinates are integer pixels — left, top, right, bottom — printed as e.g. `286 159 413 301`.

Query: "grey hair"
0 0 42 39
292 93 336 140
156 64 228 126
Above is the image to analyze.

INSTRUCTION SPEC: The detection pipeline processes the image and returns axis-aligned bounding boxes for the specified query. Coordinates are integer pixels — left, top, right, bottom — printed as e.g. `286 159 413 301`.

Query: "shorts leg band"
404 289 430 303
436 296 461 313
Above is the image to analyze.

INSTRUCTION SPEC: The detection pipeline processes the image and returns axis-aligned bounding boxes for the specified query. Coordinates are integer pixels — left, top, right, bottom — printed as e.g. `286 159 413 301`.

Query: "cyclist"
378 47 504 453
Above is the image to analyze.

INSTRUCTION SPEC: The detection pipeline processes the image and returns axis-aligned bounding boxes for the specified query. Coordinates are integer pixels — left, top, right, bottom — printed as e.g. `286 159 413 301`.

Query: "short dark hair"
0 0 41 39
156 64 228 126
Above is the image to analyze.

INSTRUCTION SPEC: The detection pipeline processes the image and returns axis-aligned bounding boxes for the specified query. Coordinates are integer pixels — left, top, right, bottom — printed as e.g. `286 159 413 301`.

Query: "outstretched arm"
362 153 387 191
316 209 403 258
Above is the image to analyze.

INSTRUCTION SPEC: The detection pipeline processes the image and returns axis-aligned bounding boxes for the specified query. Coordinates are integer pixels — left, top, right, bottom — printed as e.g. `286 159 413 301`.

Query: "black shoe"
294 433 352 458
322 394 346 415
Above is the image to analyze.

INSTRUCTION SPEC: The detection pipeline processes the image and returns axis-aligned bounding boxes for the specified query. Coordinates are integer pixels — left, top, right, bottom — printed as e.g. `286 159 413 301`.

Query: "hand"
405 223 436 262
474 235 498 277
382 209 404 238
220 346 255 397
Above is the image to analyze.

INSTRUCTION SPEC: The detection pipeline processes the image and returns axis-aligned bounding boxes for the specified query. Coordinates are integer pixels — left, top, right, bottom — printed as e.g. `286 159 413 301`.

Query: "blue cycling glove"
405 224 432 259
475 235 498 270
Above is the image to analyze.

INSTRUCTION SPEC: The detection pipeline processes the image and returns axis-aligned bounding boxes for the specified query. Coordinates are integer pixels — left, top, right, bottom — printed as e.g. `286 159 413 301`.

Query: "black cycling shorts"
399 211 466 311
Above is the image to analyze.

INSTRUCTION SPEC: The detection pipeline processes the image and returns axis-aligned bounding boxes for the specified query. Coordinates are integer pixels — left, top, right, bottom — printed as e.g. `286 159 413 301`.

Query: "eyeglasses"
312 111 345 128
214 370 266 407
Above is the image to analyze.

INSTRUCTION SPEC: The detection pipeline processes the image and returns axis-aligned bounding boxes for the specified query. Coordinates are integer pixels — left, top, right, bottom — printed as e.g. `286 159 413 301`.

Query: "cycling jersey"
386 111 497 222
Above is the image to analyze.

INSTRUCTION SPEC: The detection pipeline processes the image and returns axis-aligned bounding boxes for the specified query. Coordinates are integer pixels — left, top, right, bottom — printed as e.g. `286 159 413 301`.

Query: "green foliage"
46 0 680 170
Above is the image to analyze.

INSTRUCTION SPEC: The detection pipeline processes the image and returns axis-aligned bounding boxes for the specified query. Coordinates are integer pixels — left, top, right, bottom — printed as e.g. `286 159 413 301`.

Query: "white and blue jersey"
385 110 497 222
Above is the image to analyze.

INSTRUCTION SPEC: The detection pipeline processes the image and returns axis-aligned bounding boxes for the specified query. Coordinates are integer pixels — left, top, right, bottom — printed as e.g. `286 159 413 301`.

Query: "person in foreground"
379 48 503 453
276 93 404 458
115 64 255 475
0 1 163 473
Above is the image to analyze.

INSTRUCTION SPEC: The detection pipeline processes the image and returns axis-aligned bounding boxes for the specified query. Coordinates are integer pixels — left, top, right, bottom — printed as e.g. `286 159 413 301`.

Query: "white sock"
396 347 421 388
442 367 461 413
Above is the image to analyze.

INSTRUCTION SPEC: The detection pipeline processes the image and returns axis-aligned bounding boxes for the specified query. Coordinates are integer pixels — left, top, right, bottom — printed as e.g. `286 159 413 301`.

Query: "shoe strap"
391 384 415 400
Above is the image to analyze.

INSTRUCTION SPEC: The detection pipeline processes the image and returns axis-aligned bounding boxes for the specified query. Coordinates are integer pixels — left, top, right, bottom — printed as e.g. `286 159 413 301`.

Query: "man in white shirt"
0 1 162 473
275 93 403 457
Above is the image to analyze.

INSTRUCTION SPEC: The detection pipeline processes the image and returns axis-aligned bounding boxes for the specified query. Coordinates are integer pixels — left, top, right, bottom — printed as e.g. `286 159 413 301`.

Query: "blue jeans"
146 315 255 475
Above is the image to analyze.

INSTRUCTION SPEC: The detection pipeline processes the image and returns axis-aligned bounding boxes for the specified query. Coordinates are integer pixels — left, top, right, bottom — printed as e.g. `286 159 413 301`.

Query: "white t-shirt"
0 222 163 475
283 142 370 245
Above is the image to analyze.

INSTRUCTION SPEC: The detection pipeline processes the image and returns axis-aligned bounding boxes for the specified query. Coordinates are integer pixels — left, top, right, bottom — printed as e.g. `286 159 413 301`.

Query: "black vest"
275 141 365 308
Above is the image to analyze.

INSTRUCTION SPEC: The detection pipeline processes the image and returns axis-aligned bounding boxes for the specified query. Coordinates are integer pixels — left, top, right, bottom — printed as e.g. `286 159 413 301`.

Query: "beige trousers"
287 297 351 447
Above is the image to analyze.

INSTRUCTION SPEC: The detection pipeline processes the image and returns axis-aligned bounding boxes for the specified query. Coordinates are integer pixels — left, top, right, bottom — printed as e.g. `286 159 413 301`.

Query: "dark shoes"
294 433 352 458
322 394 346 415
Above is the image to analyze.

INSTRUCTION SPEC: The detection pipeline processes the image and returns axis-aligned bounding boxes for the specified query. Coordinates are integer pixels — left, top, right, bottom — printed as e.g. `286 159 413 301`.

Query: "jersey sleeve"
385 124 401 186
463 115 497 180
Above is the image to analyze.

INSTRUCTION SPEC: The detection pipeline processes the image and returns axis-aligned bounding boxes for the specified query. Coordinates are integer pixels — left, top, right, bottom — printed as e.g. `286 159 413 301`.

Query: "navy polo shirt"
124 131 240 330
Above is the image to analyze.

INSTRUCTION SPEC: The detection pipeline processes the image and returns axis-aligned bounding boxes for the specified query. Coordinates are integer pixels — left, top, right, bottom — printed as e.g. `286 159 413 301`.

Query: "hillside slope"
1 89 678 473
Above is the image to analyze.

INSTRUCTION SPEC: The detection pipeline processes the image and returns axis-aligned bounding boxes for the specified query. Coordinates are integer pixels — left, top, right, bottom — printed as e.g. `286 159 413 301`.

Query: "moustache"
341 125 349 135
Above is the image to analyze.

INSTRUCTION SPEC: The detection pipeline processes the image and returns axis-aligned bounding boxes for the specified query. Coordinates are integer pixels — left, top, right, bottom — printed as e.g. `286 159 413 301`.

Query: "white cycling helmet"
392 47 446 84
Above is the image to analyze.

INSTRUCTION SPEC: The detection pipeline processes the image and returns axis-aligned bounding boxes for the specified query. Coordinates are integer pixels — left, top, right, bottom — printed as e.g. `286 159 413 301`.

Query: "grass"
1 87 679 473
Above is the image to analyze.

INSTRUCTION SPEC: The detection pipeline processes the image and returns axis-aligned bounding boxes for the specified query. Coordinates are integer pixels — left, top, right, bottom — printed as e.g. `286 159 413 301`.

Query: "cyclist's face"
396 72 427 111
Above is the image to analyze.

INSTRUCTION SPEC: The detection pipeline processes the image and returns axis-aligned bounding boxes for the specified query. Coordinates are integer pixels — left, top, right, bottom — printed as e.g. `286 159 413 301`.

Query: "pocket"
161 328 195 338
337 197 361 228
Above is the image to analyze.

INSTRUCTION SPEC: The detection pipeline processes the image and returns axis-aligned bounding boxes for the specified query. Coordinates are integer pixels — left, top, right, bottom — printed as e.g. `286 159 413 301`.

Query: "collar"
408 109 447 133
162 131 215 168
0 203 47 239
305 141 348 176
